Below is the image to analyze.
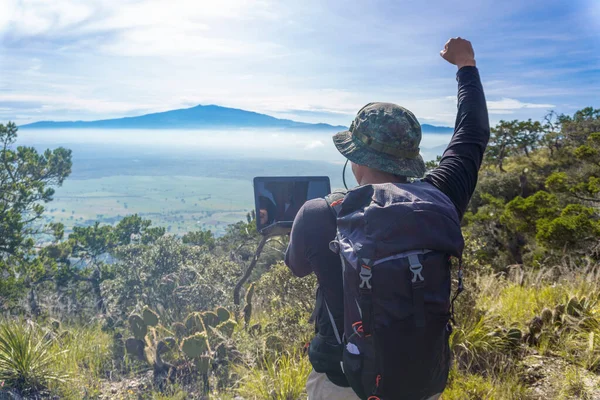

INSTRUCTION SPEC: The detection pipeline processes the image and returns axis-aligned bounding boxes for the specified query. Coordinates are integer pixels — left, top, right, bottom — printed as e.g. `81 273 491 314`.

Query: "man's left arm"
284 204 312 278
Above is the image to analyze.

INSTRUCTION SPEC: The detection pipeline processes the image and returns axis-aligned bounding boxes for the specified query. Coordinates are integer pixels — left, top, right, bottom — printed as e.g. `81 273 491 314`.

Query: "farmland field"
19 128 450 236
42 175 253 236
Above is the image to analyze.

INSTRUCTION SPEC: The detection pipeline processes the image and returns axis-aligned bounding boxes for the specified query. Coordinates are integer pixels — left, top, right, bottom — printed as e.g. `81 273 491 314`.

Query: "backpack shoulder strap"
324 189 347 219
313 189 347 346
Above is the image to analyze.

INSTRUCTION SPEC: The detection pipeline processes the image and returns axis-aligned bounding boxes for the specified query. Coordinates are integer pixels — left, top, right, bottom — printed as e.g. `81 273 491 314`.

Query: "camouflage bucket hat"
333 102 426 178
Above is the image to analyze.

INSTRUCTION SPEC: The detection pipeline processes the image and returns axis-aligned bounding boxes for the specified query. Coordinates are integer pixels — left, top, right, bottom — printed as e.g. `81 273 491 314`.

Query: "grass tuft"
235 349 311 400
0 319 68 395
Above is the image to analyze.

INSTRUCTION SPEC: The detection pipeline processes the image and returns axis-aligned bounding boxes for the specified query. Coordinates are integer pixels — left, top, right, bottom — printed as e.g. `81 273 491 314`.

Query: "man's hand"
440 37 476 69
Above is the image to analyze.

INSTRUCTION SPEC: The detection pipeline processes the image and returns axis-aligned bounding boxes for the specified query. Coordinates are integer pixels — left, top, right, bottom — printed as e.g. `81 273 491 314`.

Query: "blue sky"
0 0 598 127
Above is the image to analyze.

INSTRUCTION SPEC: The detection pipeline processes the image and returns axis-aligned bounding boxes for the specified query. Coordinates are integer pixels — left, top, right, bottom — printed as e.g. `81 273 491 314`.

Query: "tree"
485 120 543 171
546 132 600 204
65 214 165 314
0 122 72 308
182 229 216 250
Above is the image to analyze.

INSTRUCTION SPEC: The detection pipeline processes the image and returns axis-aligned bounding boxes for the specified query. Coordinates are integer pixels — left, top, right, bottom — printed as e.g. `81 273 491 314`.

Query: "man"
258 195 276 227
285 37 489 399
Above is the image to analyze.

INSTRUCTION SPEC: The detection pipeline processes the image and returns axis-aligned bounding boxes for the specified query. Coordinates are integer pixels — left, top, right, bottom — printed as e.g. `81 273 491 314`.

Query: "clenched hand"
440 37 476 69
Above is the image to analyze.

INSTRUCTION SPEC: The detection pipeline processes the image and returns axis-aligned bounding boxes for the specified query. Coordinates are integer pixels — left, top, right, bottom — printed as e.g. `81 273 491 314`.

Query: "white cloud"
1 0 280 58
487 98 555 111
0 0 594 128
0 93 158 116
0 0 94 36
305 140 324 149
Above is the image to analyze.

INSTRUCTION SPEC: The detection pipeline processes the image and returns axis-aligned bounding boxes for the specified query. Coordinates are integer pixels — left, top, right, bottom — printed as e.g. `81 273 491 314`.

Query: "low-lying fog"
17 128 452 164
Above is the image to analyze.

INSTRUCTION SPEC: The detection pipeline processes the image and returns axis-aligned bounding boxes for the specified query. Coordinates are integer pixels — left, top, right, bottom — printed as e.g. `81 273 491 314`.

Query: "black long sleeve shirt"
285 66 490 337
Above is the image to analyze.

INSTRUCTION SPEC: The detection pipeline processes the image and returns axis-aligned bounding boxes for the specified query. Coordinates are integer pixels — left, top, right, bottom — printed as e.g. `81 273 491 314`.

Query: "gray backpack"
325 181 464 400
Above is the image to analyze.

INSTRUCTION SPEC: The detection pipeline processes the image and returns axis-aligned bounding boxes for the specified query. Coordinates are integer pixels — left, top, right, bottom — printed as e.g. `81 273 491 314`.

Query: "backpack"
324 181 465 400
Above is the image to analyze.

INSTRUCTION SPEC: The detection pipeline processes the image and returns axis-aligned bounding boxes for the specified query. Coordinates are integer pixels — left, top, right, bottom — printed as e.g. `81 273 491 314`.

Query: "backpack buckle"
359 265 372 290
408 254 424 284
410 264 424 284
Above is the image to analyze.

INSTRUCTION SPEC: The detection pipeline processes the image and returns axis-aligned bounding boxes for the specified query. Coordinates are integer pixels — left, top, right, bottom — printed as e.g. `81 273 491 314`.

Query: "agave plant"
0 320 68 394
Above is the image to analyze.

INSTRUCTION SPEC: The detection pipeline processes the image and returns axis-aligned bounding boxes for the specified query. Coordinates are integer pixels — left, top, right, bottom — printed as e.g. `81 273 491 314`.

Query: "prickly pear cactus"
181 332 210 358
129 314 147 340
163 336 177 350
125 337 146 361
216 307 231 323
217 319 237 338
157 337 177 355
202 311 220 328
554 304 565 324
112 333 125 360
185 312 206 334
249 323 262 336
245 284 255 305
172 322 187 339
197 355 211 374
244 284 254 327
529 316 543 335
143 306 159 327
541 308 553 325
566 296 581 317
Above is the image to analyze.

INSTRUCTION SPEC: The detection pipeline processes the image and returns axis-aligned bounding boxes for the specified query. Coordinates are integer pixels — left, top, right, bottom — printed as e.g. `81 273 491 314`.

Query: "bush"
0 320 67 395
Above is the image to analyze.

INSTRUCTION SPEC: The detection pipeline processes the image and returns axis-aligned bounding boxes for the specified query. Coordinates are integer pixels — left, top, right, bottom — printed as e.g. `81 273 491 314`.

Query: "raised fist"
440 37 476 69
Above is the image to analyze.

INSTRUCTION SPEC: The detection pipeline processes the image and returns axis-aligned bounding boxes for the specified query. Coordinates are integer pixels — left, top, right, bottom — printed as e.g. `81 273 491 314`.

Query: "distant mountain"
421 124 453 134
19 104 454 133
19 104 347 131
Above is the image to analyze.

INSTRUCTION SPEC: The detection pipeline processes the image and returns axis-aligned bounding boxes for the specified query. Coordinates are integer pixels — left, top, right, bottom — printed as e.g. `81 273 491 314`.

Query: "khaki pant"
306 369 361 400
305 369 443 400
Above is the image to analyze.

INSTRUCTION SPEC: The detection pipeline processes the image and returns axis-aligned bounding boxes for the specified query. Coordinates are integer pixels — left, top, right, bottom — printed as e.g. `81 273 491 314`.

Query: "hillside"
18 104 453 133
1 107 599 399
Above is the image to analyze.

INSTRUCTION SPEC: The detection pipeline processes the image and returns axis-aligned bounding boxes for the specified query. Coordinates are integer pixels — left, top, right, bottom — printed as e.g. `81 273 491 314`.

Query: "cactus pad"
202 311 220 328
125 337 146 360
244 304 252 326
185 312 205 334
216 307 231 323
163 336 177 351
129 314 147 340
156 339 175 356
541 308 553 325
198 355 211 374
249 323 262 336
181 332 209 358
554 304 565 324
529 316 543 335
172 322 187 339
142 306 159 327
217 319 237 338
245 283 255 304
566 297 581 317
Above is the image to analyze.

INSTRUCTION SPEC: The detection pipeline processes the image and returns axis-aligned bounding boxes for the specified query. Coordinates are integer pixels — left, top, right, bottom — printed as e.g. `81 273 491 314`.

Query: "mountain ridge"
19 104 453 133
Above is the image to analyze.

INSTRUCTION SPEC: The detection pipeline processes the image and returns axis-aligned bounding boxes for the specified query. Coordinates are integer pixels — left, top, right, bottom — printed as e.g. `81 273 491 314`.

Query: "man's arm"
424 37 490 220
284 203 313 278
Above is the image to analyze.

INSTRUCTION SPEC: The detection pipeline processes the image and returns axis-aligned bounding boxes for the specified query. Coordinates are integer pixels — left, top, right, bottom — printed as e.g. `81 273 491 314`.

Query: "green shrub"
0 320 68 395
